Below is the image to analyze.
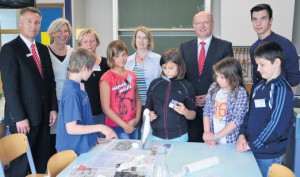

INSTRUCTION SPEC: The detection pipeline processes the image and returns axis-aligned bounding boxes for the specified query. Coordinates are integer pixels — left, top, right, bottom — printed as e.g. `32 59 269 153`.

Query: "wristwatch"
214 134 220 141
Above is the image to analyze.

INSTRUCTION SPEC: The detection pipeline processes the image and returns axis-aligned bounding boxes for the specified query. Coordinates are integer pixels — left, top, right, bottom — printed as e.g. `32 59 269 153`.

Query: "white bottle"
141 108 152 150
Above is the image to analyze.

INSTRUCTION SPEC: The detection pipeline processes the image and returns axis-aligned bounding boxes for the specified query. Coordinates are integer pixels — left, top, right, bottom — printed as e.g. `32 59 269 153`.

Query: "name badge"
254 99 266 108
93 65 101 71
26 53 33 57
127 74 132 83
169 99 179 108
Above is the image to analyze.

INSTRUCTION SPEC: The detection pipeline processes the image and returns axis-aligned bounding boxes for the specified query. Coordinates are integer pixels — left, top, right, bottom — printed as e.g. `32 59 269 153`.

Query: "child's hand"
203 131 215 141
205 140 219 146
149 111 157 121
124 124 135 134
236 135 249 152
101 125 118 140
128 118 137 127
97 138 110 144
173 102 186 115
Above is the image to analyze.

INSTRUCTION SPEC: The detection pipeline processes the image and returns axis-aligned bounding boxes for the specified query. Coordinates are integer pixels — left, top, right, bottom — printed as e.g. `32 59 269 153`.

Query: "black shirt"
82 57 109 115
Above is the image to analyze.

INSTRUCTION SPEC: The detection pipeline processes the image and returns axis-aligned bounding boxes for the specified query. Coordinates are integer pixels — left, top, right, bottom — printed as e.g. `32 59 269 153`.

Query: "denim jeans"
93 113 106 138
112 126 139 139
152 133 188 142
256 155 284 177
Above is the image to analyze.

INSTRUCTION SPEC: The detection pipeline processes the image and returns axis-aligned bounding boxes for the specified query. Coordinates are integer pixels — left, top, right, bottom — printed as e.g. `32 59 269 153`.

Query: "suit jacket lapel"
17 36 43 79
192 38 198 61
200 36 216 78
206 36 216 61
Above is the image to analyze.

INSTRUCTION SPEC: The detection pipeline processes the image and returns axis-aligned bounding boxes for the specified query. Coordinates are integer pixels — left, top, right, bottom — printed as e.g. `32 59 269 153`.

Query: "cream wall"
45 0 300 56
85 0 113 57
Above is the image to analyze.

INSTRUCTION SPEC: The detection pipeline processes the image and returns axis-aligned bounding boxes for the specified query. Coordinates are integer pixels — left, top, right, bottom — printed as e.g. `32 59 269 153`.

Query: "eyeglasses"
136 36 148 41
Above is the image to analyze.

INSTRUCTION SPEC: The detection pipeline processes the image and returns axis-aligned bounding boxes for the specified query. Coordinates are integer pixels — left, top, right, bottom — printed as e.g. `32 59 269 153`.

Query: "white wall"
292 0 300 54
85 0 113 57
220 0 295 46
72 0 86 48
70 0 300 56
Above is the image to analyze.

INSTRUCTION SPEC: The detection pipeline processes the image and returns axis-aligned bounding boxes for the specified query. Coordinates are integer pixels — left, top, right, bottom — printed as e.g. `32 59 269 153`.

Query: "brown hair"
160 48 186 80
210 57 244 100
106 40 128 68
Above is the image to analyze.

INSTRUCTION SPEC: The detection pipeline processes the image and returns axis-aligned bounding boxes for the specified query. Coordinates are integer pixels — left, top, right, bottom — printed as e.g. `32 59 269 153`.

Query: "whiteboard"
221 0 295 46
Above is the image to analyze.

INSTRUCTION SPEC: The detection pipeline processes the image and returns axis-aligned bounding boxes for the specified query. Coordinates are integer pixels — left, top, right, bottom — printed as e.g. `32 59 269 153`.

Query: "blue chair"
0 133 36 175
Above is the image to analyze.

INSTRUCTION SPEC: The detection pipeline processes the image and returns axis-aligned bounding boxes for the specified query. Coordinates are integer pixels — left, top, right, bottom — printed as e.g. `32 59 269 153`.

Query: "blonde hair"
77 28 100 47
131 26 154 50
47 18 72 42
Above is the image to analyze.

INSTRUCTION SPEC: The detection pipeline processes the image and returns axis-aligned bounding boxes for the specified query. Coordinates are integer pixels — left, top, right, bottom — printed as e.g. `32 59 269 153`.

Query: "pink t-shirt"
100 70 137 127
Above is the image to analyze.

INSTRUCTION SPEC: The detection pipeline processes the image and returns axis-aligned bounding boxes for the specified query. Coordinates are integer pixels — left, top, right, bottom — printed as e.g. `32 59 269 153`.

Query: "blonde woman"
47 18 73 155
77 28 109 138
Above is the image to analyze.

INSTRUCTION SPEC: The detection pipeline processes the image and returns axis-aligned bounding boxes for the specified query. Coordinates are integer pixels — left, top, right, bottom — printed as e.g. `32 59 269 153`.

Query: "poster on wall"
36 7 63 45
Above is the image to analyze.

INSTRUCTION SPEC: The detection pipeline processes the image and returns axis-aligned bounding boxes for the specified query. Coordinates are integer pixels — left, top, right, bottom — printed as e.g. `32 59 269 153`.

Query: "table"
58 141 262 177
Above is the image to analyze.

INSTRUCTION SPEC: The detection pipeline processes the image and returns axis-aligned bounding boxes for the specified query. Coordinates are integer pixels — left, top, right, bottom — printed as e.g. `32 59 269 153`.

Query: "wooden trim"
0 30 19 34
36 4 64 8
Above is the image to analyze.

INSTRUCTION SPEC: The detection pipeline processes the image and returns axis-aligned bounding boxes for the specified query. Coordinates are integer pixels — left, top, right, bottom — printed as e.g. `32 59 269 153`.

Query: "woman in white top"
47 18 73 155
125 26 162 138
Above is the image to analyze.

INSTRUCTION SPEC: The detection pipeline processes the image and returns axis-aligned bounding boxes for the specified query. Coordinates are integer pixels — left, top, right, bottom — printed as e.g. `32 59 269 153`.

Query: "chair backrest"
0 133 36 174
268 163 295 177
47 150 77 177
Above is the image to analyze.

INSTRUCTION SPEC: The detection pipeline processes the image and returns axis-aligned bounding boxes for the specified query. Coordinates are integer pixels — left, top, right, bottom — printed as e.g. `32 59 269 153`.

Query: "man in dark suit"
180 11 233 142
0 7 58 176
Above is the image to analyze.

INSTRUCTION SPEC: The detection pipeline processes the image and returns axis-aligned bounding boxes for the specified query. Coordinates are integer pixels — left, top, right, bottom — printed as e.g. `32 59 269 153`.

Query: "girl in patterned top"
203 57 249 145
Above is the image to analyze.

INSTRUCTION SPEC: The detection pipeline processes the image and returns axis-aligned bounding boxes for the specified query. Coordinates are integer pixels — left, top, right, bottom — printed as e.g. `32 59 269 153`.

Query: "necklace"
136 51 147 61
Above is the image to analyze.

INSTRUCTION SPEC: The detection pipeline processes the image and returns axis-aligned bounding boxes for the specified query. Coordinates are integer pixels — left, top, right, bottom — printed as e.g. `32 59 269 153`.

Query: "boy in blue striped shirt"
236 41 294 177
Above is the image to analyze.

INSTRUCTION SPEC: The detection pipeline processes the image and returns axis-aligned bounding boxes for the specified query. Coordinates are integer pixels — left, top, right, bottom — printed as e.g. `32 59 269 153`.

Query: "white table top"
58 141 262 177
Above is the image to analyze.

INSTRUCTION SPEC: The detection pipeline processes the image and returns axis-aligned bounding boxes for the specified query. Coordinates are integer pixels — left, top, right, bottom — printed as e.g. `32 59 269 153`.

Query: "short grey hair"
20 7 42 20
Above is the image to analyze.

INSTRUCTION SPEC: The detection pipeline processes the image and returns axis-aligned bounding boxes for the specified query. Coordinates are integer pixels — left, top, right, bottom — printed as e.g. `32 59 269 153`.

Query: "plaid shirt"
203 82 249 144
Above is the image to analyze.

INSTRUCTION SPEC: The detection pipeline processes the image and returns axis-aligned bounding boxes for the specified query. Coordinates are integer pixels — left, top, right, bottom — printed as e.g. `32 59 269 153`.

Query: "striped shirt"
133 63 147 105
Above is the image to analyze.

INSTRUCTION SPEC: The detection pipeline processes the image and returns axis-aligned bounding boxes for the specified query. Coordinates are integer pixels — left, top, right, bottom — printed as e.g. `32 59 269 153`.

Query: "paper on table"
182 156 220 175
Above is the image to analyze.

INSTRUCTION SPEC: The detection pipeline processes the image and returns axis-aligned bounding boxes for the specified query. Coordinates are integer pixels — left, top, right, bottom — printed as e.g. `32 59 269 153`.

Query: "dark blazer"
180 36 234 95
0 36 58 126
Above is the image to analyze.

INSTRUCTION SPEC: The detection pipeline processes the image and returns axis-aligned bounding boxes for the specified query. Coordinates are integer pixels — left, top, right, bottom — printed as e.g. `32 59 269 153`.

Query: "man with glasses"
179 11 233 142
250 4 300 92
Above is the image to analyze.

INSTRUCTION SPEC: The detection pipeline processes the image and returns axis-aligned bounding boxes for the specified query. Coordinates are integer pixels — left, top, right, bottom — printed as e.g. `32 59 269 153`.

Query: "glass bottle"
153 147 171 177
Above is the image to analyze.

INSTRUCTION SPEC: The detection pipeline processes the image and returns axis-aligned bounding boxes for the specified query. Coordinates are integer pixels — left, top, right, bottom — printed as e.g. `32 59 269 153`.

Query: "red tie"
198 41 206 76
31 43 43 77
